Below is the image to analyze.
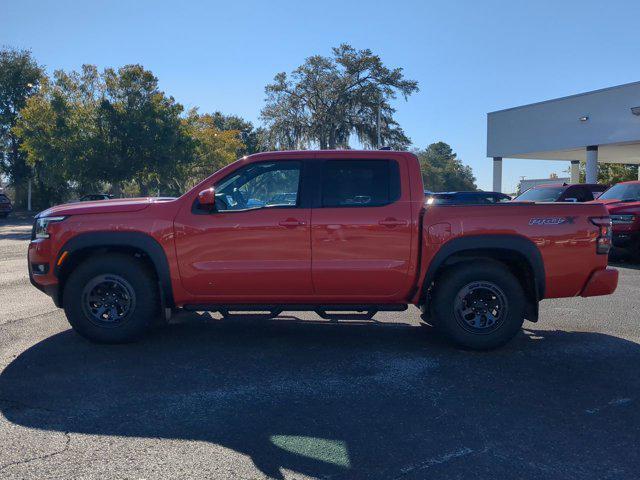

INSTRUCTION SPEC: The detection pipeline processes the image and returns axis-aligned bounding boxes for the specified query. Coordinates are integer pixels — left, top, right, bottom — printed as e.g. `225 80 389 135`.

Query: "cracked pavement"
1 217 640 479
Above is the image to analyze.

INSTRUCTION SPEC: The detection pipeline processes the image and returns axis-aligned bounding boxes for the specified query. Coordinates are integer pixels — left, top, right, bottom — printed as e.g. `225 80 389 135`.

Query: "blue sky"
3 0 640 192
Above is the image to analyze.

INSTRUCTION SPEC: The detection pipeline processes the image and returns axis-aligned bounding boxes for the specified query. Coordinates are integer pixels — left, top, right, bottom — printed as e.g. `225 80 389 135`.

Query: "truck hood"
37 197 176 218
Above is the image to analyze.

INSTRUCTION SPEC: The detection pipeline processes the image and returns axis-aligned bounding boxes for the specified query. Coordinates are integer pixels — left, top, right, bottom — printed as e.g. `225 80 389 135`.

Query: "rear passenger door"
310 159 413 297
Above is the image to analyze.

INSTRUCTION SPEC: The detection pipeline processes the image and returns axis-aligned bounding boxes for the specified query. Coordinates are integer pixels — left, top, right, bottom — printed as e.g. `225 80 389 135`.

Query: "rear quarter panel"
417 202 610 300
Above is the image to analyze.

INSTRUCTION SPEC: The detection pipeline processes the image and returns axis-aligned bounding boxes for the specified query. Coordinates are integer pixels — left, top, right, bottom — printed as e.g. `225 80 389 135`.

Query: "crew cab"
514 183 608 203
595 181 640 260
28 151 618 349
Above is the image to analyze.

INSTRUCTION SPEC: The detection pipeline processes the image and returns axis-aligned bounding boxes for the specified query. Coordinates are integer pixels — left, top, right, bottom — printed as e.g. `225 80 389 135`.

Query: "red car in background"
595 181 640 260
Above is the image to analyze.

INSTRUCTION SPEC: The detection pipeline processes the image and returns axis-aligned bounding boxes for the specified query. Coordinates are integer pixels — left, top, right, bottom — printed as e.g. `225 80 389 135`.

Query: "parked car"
513 183 608 203
79 194 114 202
426 191 511 205
28 150 618 350
594 181 640 260
0 192 13 218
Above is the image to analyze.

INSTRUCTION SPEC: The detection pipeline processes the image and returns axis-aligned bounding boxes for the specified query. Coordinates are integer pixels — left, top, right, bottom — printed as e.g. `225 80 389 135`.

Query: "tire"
63 253 159 343
431 260 526 350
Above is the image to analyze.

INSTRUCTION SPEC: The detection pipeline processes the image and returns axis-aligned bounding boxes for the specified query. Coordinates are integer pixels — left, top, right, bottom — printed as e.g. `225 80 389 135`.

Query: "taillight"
590 217 612 255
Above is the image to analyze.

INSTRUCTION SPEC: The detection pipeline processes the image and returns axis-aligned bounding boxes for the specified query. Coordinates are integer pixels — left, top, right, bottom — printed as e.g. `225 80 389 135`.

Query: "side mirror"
564 197 578 203
198 187 216 208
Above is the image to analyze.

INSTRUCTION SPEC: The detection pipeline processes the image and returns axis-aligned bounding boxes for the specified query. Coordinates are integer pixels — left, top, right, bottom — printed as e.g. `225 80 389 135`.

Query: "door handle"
378 218 408 227
279 219 306 227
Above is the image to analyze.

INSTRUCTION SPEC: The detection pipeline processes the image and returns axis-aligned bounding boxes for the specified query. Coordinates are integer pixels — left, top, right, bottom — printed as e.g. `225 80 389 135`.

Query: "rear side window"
320 160 401 207
564 186 593 202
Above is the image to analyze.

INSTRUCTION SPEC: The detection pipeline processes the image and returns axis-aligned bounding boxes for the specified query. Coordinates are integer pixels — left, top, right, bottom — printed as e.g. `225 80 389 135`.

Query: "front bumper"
28 266 61 307
580 267 619 297
28 240 62 307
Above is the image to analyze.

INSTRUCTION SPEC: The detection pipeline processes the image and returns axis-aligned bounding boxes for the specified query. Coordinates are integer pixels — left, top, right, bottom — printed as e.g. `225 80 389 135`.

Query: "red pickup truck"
594 180 640 260
28 150 618 349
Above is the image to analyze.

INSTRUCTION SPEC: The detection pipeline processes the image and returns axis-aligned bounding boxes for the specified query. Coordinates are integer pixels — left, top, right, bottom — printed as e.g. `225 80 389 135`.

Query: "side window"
213 161 301 212
579 188 594 202
320 160 401 207
567 187 592 202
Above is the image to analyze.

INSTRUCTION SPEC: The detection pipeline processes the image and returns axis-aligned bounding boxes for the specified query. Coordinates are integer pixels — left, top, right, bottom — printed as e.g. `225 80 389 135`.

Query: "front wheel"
63 254 159 343
431 261 526 350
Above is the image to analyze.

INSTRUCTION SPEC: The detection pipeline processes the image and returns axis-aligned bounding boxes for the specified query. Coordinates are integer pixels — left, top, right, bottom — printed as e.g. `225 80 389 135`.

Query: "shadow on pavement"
2 315 640 479
610 260 640 271
0 217 33 241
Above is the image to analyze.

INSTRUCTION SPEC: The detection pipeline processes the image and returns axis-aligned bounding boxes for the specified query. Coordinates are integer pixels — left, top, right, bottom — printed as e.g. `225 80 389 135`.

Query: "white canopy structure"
487 81 640 191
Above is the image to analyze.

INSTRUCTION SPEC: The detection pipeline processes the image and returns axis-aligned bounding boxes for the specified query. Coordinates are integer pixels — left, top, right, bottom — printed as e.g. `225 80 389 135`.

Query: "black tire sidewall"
63 254 158 343
433 261 526 350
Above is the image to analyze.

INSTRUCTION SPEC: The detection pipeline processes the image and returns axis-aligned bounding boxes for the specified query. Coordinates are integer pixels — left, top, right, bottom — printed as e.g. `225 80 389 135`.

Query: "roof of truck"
244 150 410 160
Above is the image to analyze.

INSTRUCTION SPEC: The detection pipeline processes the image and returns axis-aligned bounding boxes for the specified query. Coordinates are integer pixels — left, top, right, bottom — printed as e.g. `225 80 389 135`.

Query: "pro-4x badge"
529 216 577 226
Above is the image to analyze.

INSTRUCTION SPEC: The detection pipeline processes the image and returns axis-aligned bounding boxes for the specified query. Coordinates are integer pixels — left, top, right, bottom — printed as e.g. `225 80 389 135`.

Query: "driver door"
174 160 313 297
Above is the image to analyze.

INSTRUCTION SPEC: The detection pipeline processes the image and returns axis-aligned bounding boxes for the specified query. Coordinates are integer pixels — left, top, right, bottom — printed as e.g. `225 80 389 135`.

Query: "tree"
99 65 192 195
16 64 194 203
0 48 44 207
208 111 266 155
16 66 113 205
415 142 477 192
175 110 245 191
261 44 418 150
577 162 639 185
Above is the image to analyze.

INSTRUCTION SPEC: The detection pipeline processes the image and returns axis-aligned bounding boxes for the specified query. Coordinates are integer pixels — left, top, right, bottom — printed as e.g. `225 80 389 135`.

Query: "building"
487 81 640 192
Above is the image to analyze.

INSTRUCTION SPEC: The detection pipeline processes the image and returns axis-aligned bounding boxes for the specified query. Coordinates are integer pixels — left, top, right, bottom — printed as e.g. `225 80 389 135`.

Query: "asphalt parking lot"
1 217 639 479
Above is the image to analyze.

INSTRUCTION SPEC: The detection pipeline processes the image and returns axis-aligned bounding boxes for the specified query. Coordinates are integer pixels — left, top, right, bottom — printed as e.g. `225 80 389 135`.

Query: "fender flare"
423 234 546 299
55 231 174 307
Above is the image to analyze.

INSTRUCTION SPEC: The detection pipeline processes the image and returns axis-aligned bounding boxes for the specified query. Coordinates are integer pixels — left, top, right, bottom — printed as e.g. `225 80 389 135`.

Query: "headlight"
611 214 636 224
33 216 66 239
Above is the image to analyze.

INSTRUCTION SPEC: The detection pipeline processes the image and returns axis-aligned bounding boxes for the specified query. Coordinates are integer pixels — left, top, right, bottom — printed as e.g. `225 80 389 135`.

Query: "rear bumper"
612 231 639 249
580 267 619 297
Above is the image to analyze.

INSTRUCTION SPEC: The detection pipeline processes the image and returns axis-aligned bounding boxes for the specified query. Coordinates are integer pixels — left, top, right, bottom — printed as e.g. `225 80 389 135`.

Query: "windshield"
514 187 565 202
599 183 640 201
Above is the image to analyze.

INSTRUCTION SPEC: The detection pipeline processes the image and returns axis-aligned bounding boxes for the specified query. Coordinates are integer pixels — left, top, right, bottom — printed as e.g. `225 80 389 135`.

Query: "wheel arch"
54 232 174 309
421 235 545 321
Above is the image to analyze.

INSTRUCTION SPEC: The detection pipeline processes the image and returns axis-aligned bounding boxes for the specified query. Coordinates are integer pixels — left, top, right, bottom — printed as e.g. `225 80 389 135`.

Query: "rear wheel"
431 261 526 350
63 254 159 343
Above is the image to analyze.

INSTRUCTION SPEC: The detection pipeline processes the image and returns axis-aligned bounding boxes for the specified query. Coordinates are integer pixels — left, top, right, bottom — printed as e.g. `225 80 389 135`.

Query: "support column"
570 160 580 184
492 157 503 193
586 146 598 184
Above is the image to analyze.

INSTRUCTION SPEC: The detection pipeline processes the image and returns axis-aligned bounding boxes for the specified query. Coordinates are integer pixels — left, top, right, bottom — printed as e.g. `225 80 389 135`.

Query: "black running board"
183 303 408 321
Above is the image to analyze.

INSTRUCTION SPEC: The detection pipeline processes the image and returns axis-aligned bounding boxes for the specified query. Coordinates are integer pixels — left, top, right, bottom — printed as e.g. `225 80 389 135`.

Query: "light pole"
376 100 381 149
